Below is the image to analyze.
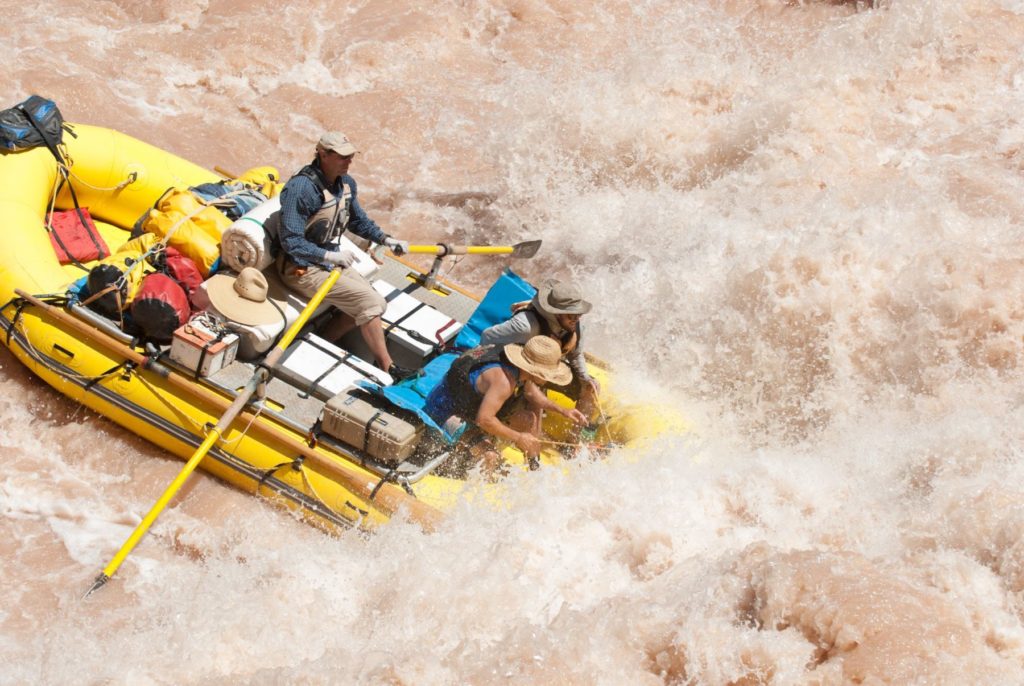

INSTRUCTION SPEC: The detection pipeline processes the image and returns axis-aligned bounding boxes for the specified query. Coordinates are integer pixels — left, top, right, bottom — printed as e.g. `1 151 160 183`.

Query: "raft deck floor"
205 257 481 432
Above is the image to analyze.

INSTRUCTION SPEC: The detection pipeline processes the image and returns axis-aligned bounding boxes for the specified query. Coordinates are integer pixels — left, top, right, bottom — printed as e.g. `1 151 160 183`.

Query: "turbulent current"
3 1 1024 683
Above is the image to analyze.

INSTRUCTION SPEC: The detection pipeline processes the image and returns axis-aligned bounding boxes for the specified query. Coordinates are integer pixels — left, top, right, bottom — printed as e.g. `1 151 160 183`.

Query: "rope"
132 371 209 434
67 169 138 193
79 283 127 330
297 464 329 509
132 363 267 453
118 186 259 286
592 384 609 427
217 402 265 450
5 311 134 385
83 361 132 391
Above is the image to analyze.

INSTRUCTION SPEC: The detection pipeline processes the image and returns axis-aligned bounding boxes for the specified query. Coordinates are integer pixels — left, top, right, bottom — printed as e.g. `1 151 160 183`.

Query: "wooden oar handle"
15 290 444 532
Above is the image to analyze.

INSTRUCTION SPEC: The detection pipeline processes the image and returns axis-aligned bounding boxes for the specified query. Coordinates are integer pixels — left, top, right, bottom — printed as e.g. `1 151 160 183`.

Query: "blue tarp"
451 267 537 349
360 267 537 443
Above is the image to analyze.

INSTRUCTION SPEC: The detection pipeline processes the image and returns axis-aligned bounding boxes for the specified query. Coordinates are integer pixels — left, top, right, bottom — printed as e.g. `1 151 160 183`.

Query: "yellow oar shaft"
89 268 343 592
404 239 540 259
100 424 224 578
407 245 514 255
464 246 515 255
272 268 340 352
18 289 443 534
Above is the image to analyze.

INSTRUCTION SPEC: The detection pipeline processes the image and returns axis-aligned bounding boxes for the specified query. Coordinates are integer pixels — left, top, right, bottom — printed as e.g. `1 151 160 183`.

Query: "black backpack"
2 95 97 269
0 95 72 153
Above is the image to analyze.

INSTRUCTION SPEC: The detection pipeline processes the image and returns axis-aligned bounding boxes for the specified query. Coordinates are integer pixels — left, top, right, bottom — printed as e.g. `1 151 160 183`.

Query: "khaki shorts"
277 257 386 326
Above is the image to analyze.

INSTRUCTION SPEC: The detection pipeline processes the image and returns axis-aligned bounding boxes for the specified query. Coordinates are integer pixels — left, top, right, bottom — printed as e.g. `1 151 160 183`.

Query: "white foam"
3 0 1024 682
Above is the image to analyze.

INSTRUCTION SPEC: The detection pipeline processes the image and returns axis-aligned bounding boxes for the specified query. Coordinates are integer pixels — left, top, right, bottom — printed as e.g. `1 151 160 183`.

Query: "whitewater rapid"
3 0 1024 683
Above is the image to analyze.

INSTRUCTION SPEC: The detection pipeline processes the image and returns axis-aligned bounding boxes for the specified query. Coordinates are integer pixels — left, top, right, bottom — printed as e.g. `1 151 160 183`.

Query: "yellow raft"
0 123 683 537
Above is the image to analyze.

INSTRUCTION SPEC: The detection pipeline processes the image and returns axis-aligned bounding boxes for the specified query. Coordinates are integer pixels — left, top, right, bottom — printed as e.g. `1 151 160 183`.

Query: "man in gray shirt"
480 279 599 423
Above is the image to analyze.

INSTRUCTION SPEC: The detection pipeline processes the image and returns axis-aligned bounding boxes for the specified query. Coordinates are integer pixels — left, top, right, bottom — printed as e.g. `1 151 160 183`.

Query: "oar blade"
83 573 110 600
510 240 542 259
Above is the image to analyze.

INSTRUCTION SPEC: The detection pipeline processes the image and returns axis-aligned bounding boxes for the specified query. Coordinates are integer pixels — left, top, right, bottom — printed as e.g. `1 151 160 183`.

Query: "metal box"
169 319 239 377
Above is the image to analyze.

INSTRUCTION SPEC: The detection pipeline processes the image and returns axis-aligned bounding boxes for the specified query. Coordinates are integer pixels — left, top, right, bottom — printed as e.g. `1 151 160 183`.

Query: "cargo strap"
369 469 415 500
380 296 457 355
193 328 228 381
45 208 93 273
306 422 320 449
20 103 98 273
362 411 383 453
256 454 331 517
296 336 386 398
3 292 77 346
79 284 127 330
261 298 289 355
256 455 306 495
84 360 133 391
3 297 29 347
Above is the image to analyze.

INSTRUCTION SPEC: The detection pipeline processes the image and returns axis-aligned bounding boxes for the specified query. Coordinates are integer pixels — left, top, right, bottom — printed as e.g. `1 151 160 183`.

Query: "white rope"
67 167 138 193
45 171 60 231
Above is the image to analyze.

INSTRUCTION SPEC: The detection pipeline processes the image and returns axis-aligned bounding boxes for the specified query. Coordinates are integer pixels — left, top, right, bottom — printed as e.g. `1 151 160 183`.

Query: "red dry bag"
47 207 110 265
130 273 190 343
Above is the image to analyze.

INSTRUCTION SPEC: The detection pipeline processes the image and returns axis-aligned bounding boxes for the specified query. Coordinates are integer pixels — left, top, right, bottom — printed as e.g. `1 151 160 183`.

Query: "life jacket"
440 345 519 422
509 302 579 355
130 273 190 343
47 206 110 266
264 164 353 251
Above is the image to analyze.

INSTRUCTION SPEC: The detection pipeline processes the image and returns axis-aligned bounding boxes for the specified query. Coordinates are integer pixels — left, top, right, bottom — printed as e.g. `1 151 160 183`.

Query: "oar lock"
422 243 453 292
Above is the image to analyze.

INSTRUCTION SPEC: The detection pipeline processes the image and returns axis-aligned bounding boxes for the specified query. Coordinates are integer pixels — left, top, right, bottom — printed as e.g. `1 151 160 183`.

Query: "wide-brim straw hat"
504 336 572 386
533 279 592 316
206 267 281 326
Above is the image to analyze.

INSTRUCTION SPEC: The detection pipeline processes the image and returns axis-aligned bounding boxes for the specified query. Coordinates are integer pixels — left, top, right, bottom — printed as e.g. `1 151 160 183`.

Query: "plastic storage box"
322 389 421 465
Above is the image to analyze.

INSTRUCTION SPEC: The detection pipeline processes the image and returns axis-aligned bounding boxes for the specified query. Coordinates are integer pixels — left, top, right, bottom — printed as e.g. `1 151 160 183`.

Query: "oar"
405 240 542 259
17 289 443 533
405 240 542 291
83 268 344 597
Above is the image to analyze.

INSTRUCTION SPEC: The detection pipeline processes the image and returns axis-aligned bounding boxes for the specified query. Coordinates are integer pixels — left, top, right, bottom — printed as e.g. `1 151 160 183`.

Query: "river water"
3 1 1024 683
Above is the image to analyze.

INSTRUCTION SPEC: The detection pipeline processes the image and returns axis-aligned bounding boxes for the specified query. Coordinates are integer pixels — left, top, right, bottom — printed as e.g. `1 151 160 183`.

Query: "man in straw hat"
481 278 600 425
424 336 588 474
265 130 412 379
